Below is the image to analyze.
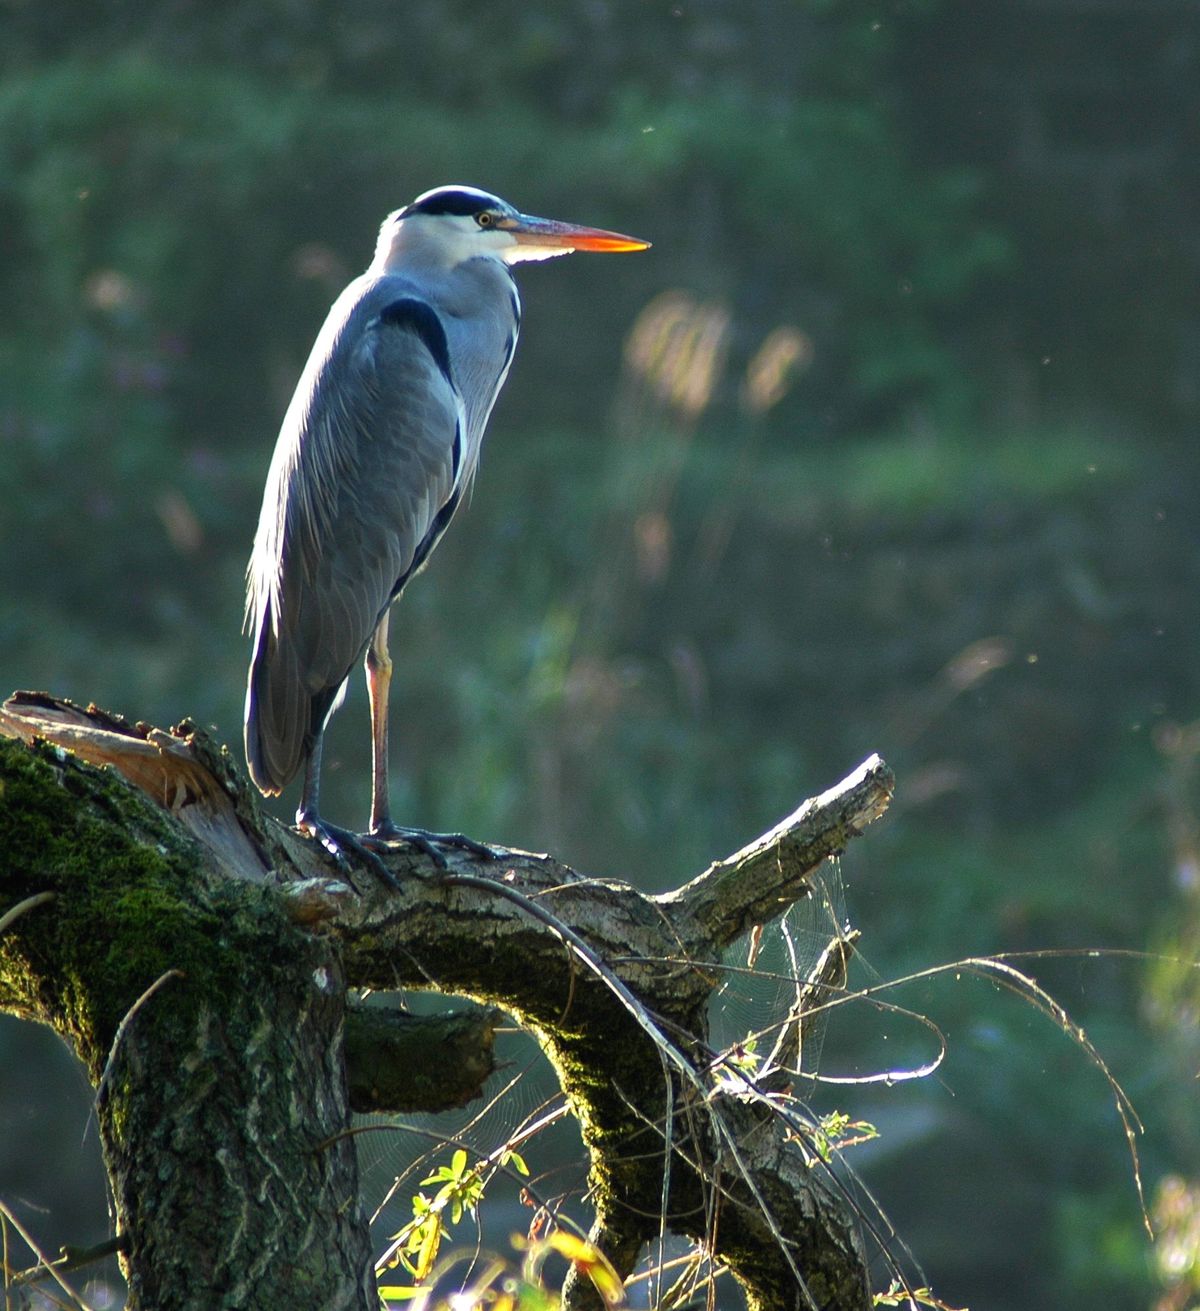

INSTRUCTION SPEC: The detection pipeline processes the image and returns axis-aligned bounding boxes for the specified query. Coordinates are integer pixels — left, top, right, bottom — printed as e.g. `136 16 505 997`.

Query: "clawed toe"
437 832 508 861
367 823 507 866
298 813 505 883
299 818 401 890
364 823 447 868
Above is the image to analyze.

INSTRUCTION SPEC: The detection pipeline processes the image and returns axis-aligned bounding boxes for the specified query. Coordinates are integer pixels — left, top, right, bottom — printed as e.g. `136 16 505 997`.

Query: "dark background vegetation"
2 1 1199 1307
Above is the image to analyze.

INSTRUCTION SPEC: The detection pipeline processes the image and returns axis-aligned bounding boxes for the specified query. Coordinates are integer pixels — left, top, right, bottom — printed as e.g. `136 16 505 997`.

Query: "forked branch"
0 692 894 1311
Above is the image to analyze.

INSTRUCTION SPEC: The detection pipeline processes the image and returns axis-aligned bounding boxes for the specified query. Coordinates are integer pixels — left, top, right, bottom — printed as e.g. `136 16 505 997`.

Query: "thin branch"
12 1236 129 1288
0 891 55 937
659 755 894 950
366 1070 562 1223
0 1199 95 1311
763 928 859 1091
98 969 185 1102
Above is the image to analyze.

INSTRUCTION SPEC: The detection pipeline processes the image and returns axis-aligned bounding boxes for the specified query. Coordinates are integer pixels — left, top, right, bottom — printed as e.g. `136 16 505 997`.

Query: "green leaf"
503 1149 530 1177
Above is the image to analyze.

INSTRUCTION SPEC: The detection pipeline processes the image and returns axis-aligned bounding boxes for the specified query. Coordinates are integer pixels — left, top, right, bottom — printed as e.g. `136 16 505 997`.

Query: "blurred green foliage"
1 3 1198 1309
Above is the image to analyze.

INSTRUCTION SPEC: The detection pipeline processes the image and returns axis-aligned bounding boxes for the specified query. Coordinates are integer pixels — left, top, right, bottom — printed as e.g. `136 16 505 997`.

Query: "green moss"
0 736 284 1078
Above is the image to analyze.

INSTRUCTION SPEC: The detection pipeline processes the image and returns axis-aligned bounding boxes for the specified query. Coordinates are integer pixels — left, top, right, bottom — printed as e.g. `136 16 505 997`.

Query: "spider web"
353 1006 579 1238
707 856 852 1087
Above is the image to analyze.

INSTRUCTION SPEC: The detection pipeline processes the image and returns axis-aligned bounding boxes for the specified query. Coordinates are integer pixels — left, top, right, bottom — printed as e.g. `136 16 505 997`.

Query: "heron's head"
375 185 650 271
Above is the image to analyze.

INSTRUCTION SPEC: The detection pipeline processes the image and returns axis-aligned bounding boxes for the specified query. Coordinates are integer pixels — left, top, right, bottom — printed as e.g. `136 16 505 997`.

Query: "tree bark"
0 710 372 1309
0 692 894 1311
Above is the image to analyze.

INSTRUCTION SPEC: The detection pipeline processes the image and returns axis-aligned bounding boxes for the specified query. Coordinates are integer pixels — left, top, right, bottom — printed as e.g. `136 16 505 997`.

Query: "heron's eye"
476 212 494 228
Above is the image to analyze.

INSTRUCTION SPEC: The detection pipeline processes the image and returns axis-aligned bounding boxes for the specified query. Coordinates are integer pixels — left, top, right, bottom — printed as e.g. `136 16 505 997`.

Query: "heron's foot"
298 816 401 891
366 821 508 867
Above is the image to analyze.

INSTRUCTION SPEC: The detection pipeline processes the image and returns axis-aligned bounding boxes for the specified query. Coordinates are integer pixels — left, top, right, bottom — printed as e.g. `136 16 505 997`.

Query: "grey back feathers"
244 219 521 794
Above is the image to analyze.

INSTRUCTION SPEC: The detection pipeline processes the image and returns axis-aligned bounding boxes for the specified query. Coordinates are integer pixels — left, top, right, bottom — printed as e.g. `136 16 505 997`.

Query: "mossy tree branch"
0 692 894 1311
0 728 373 1310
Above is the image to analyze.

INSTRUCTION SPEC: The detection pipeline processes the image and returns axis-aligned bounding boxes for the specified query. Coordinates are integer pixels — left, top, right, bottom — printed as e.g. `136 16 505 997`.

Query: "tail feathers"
244 620 311 796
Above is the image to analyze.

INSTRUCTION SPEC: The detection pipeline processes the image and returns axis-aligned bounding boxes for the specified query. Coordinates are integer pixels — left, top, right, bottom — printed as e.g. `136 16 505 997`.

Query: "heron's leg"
296 730 326 830
362 614 506 864
296 729 400 890
365 612 394 835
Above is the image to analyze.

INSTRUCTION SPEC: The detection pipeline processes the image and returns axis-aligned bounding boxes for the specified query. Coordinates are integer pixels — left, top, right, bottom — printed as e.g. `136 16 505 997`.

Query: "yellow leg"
365 611 393 835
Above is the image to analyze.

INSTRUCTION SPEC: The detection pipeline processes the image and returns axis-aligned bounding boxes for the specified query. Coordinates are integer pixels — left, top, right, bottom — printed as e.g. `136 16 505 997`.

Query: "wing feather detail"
245 285 462 794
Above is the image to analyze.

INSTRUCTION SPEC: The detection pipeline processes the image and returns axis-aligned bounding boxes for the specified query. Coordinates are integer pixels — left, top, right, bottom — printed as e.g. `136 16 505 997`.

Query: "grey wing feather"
245 282 462 794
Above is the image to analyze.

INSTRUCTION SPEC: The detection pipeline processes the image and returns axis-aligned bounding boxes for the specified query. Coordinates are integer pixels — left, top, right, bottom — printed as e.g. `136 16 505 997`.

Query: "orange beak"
503 212 651 253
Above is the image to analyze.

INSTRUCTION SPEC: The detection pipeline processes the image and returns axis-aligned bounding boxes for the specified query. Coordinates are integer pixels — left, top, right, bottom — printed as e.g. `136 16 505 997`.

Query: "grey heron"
244 185 649 881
